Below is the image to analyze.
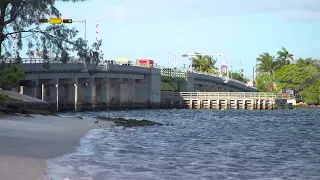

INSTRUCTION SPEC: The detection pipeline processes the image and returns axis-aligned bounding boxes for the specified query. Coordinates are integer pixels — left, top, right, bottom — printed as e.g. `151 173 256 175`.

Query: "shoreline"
0 113 112 180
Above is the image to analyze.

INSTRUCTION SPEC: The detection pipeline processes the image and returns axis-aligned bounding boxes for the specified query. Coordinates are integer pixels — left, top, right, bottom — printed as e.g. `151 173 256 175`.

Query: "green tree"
0 0 99 61
296 57 320 71
76 39 103 64
0 63 25 88
274 47 294 69
60 49 70 64
273 64 318 91
256 52 275 75
255 74 275 92
231 72 249 83
299 79 320 104
191 53 217 73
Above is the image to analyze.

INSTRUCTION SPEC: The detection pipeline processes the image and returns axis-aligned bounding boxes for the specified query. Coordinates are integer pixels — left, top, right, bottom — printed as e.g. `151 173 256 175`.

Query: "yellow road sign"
49 18 62 24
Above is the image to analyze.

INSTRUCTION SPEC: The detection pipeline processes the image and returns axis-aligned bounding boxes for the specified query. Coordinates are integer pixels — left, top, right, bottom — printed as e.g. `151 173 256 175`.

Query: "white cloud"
59 0 320 23
282 10 320 22
99 0 320 22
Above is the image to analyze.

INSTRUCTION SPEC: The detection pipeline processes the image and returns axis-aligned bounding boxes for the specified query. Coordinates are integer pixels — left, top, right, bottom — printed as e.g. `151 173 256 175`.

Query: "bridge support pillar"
66 79 78 110
148 69 161 108
116 80 122 108
90 84 96 108
81 82 96 107
125 79 135 108
34 80 38 98
100 79 110 107
106 79 119 108
53 79 59 103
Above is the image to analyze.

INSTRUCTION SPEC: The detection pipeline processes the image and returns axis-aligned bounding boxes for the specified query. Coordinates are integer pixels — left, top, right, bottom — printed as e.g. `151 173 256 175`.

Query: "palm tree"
191 53 217 73
256 52 275 75
275 47 294 69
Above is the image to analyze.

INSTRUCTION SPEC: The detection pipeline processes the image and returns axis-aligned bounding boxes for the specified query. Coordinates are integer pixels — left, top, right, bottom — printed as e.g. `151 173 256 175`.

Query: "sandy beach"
0 114 112 180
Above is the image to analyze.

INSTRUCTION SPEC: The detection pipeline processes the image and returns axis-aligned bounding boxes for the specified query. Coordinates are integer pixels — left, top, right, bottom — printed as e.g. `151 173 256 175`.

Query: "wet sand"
0 114 112 180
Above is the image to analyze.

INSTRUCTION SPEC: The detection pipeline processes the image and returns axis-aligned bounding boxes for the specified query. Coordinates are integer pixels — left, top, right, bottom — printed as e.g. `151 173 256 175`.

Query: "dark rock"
96 116 163 127
94 120 99 124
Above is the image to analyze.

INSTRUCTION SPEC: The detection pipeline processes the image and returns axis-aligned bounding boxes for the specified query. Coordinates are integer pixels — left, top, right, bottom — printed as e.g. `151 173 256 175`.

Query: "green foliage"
255 49 320 104
231 72 249 83
255 47 320 103
0 93 6 103
191 53 217 73
256 47 293 75
76 39 103 64
0 0 102 62
0 63 25 88
273 64 318 90
60 49 70 63
274 47 294 69
256 52 275 75
299 79 320 104
255 74 275 92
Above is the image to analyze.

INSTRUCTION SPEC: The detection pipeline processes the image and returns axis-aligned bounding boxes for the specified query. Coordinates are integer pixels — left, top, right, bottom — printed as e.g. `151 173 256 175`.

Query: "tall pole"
174 54 176 68
84 19 86 42
226 55 229 80
168 52 171 68
253 66 255 86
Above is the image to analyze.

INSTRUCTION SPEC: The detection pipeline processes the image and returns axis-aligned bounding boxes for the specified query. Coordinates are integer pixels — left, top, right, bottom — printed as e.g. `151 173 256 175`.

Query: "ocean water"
46 109 320 180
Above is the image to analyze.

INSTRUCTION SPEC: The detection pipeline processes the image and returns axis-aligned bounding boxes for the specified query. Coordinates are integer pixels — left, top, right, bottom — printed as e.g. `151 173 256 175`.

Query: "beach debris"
93 120 99 124
0 104 56 116
95 115 163 127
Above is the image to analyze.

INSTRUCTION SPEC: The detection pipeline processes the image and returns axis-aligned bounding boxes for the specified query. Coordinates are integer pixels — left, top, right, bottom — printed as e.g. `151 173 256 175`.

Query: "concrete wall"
187 72 257 92
19 65 162 110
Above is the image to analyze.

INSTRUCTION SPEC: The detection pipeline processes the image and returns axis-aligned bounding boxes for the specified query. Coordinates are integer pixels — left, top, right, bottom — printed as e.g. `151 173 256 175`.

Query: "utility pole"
226 55 229 80
168 52 171 68
84 19 86 42
253 66 255 86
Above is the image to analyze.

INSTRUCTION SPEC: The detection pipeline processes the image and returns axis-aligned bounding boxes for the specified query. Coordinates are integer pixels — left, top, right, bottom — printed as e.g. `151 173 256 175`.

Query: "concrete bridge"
8 60 256 109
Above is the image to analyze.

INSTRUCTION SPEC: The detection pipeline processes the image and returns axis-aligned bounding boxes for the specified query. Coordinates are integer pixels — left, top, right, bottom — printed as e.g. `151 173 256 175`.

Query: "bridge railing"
161 69 187 78
0 58 83 64
161 92 295 100
159 68 254 89
98 64 150 74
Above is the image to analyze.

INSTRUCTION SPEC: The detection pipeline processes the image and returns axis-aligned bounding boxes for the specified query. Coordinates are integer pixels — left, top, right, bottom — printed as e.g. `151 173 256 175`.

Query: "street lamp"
74 84 78 111
252 64 259 86
55 84 59 112
41 84 44 101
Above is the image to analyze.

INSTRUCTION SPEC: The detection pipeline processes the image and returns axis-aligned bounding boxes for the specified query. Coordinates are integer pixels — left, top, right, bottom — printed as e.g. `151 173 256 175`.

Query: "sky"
41 0 320 77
